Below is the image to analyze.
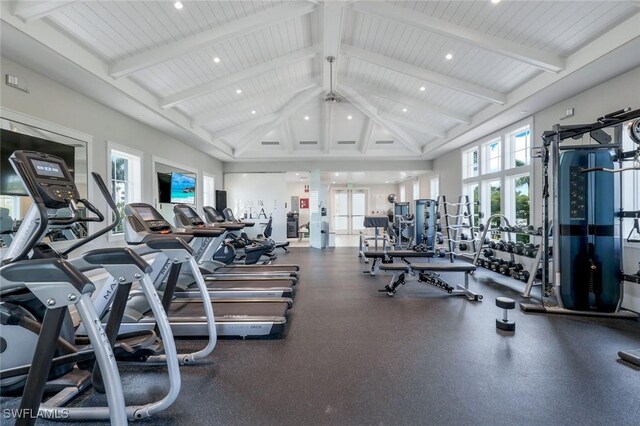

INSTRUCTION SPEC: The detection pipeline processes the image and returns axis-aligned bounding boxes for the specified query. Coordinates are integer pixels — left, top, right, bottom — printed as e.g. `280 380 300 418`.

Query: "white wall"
224 173 287 241
0 57 224 241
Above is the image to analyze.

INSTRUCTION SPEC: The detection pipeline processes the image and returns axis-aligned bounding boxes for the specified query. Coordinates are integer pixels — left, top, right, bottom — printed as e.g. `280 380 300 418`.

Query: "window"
399 185 406 202
203 175 215 207
487 180 502 223
462 122 532 231
463 183 480 227
510 128 531 168
413 181 420 200
484 139 501 173
510 174 530 242
0 196 20 220
110 148 141 234
463 147 479 178
430 177 439 200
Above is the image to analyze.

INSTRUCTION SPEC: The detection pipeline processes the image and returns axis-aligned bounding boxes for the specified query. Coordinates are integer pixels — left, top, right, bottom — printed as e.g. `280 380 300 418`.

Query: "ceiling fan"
324 56 341 104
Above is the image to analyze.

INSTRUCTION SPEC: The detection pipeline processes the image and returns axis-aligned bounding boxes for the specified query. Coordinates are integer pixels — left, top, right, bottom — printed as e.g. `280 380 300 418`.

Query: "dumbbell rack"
435 195 477 263
473 214 553 298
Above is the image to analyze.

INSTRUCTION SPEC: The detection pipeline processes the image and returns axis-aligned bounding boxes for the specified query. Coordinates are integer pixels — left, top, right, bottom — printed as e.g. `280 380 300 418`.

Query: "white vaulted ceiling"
2 1 640 161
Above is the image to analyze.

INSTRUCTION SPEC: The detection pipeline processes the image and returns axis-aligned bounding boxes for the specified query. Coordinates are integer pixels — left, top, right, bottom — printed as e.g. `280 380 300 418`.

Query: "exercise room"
0 1 639 425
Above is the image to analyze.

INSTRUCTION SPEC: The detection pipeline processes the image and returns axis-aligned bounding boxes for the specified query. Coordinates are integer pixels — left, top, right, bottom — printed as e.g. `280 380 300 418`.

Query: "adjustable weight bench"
363 250 434 275
362 250 389 275
379 262 482 302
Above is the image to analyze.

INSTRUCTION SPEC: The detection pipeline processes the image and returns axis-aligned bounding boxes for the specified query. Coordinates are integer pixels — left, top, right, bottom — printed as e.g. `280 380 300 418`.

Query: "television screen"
157 173 171 203
170 173 196 204
1 129 75 196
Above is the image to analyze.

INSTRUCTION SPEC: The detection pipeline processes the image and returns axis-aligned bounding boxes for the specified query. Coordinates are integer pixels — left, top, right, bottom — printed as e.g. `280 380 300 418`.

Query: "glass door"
333 190 349 234
351 190 367 234
332 189 368 235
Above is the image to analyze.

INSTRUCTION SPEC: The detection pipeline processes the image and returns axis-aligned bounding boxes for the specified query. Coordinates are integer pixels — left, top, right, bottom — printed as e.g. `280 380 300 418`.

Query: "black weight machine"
521 108 640 320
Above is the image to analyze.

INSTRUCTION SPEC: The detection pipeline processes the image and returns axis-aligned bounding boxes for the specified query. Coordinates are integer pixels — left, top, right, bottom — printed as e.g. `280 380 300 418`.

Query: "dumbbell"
505 242 516 253
437 248 446 258
489 240 497 249
490 258 505 272
519 270 531 282
436 235 444 245
460 233 468 240
495 240 506 251
535 268 542 279
525 225 535 234
496 297 516 331
478 224 485 232
435 223 442 232
499 260 516 275
458 242 468 251
483 248 494 258
523 243 536 257
482 257 494 269
514 242 525 255
537 227 543 235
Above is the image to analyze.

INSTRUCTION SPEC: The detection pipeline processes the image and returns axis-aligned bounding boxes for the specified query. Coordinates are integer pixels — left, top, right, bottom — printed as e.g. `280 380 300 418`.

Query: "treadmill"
201 206 300 275
170 203 295 299
121 203 291 337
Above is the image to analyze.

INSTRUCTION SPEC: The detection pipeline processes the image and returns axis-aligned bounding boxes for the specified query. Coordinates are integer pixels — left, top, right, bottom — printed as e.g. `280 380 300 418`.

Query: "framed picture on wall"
300 198 309 209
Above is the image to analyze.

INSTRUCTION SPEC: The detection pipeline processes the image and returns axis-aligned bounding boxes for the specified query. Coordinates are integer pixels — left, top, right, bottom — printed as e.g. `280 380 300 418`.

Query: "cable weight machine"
521 108 640 318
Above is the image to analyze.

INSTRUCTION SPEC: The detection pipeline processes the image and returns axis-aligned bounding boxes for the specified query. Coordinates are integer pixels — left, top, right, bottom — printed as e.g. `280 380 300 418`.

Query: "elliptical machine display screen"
30 159 68 180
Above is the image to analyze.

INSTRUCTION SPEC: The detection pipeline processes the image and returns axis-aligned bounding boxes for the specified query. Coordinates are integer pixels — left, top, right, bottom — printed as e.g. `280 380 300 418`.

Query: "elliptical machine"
0 150 182 423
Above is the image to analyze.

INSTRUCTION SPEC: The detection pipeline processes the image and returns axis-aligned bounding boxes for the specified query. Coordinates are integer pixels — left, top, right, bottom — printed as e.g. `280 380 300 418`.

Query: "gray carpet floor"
2 247 640 425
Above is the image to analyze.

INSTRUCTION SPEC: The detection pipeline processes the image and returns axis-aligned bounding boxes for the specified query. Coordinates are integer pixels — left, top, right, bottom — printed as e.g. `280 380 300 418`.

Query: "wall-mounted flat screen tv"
170 172 196 204
1 129 75 196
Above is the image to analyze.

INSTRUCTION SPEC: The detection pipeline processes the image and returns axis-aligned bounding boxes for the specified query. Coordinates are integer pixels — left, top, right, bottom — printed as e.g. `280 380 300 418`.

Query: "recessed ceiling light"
251 110 257 115
174 1 183 10
385 181 389 184
401 172 407 176
419 86 426 91
213 56 220 63
335 172 339 177
236 89 242 94
402 108 408 112
332 181 336 184
491 0 501 4
445 53 453 60
520 110 528 114
347 115 352 120
304 116 309 120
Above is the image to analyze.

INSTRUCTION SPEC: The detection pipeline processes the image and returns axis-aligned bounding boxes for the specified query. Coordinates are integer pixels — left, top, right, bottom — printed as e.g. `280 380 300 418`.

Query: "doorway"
331 188 368 236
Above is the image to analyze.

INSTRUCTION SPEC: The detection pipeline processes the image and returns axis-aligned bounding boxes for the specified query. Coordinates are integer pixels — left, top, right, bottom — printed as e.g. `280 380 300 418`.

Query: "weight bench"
362 250 388 275
363 250 434 275
379 262 482 301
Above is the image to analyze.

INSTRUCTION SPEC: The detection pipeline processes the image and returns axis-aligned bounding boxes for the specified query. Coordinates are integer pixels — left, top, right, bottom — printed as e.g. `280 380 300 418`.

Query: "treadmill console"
174 204 205 227
9 151 79 209
203 206 225 223
125 203 173 233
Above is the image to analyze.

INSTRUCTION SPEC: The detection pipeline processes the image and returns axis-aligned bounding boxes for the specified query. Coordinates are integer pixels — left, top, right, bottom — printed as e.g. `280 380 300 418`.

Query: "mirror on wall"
0 118 88 248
